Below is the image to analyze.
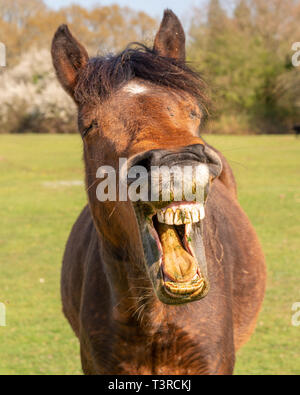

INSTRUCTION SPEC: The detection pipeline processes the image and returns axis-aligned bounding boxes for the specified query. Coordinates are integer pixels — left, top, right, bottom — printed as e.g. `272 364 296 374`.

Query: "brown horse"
51 10 266 375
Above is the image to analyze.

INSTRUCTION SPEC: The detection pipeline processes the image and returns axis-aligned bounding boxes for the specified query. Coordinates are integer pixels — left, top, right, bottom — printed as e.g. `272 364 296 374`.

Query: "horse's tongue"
156 222 198 283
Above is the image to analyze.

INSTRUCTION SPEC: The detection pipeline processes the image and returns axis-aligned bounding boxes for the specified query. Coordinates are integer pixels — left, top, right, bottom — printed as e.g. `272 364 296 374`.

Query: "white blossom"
0 47 76 132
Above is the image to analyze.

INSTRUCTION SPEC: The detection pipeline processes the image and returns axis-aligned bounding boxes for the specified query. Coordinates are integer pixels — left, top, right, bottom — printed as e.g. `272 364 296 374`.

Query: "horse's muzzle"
129 144 222 305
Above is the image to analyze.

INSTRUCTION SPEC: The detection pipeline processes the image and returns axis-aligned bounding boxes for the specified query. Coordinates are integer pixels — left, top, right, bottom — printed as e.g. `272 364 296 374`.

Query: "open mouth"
127 145 223 304
135 201 209 305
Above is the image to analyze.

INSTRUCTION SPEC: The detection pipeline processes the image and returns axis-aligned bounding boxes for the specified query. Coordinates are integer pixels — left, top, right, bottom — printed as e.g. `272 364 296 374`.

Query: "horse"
51 9 266 375
293 125 300 137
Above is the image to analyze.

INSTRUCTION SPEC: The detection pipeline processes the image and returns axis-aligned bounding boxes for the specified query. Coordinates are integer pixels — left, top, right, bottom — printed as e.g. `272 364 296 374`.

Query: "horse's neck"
101 245 167 336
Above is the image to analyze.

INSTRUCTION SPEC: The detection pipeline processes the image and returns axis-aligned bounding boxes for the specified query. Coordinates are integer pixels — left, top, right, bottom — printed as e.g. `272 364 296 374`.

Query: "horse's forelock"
74 43 208 113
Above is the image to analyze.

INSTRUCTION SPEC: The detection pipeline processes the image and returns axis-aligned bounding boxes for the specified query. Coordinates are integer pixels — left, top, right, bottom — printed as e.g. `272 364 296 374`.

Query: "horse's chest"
115 333 209 375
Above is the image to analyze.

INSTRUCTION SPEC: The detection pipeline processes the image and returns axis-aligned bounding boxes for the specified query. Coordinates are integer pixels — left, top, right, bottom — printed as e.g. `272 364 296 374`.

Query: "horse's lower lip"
163 273 205 297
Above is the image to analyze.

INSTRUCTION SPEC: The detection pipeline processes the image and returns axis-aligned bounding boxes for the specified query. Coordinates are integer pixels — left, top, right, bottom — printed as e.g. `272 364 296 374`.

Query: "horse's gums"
53 9 266 374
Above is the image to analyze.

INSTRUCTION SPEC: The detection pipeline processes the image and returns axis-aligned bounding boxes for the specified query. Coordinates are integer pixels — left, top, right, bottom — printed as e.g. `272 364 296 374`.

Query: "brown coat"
52 9 266 375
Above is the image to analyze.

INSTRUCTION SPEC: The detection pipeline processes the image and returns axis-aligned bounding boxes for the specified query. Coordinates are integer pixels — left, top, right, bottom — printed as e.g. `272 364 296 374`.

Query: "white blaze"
123 82 147 95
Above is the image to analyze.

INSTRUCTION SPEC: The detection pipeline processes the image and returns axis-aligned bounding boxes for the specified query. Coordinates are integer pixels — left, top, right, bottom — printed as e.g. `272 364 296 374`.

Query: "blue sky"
44 0 206 19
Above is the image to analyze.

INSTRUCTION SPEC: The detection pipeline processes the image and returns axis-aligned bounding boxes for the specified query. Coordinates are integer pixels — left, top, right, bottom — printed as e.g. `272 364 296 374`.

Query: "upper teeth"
157 204 205 225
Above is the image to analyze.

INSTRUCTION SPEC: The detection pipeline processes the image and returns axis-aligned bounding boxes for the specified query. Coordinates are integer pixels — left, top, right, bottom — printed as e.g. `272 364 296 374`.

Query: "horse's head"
52 10 222 305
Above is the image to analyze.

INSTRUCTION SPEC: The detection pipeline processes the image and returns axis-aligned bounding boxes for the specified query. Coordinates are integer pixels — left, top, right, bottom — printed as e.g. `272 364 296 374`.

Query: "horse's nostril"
183 144 206 158
131 154 151 171
203 146 223 179
129 150 162 172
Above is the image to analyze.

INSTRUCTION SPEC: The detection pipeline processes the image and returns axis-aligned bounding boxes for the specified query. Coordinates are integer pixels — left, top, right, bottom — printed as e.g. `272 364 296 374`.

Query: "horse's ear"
51 25 89 100
153 9 186 61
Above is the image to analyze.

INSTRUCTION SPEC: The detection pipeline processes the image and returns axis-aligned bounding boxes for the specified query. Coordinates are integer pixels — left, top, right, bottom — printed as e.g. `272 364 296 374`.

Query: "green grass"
0 134 299 375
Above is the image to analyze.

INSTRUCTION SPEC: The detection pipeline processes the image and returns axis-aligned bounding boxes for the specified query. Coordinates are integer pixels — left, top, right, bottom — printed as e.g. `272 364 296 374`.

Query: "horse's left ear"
51 24 89 100
153 9 186 61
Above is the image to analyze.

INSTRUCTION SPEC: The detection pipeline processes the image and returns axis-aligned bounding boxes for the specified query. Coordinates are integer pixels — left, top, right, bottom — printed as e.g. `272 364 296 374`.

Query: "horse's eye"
82 121 97 138
190 110 200 120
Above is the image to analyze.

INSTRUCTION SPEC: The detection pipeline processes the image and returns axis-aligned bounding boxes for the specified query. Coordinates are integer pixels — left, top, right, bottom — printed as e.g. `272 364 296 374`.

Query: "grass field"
0 134 299 375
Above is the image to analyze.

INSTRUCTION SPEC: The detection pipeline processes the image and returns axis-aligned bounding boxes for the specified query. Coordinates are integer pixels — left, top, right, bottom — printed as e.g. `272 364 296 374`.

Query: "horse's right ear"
51 25 89 100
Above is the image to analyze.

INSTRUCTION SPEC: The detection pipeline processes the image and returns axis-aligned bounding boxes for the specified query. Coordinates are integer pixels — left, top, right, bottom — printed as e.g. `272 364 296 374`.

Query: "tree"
234 0 252 31
0 0 157 66
188 0 300 133
207 0 228 35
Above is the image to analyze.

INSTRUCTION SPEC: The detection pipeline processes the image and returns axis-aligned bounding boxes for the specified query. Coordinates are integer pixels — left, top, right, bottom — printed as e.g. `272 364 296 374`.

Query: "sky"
44 0 206 19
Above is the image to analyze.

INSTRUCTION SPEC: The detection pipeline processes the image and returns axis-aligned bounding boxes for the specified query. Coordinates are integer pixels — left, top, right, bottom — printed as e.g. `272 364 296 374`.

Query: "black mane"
74 43 208 111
